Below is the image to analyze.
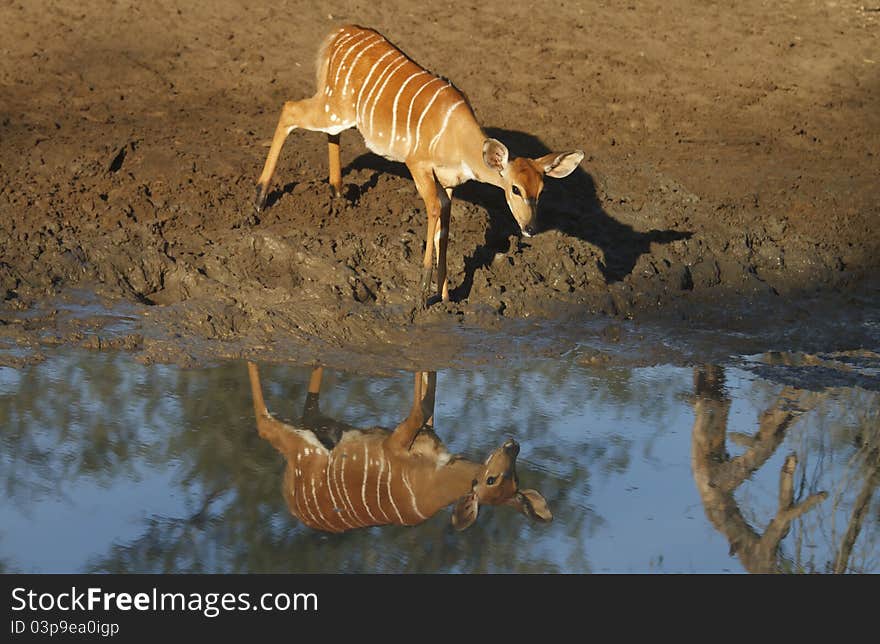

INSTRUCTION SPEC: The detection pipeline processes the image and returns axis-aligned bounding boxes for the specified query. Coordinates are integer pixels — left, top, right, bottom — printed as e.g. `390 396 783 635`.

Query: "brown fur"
248 363 552 533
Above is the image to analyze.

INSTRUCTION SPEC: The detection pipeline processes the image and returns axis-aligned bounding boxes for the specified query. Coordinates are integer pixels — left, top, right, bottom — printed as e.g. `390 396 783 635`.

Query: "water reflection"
692 356 880 573
691 365 828 573
0 349 876 572
248 362 551 532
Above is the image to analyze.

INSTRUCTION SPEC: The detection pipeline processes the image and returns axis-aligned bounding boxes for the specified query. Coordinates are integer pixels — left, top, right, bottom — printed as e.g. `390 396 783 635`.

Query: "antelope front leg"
421 214 439 305
387 371 435 451
436 187 453 303
420 371 437 429
409 165 442 307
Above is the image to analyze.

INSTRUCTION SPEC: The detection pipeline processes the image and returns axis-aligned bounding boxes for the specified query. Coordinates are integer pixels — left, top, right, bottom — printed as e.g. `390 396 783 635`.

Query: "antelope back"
282 430 438 533
316 25 474 163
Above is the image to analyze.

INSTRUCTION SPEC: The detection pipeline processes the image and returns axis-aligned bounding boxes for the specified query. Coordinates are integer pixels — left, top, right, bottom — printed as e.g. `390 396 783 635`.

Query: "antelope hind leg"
254 96 332 212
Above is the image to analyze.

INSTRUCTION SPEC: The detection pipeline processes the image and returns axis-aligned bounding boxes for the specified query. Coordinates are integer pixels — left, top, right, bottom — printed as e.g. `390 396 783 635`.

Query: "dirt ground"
1 0 878 367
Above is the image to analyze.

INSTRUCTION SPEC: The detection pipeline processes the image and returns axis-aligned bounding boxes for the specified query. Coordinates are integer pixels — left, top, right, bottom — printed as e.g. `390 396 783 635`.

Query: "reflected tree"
739 351 880 573
0 354 183 506
690 365 827 573
832 406 880 573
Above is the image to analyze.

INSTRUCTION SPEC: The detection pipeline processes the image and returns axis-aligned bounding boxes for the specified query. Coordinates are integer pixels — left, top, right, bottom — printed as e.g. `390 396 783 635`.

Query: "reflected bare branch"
691 365 828 573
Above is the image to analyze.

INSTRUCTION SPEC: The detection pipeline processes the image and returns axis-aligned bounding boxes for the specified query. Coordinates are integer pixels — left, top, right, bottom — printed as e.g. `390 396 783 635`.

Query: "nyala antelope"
254 25 584 304
247 362 552 532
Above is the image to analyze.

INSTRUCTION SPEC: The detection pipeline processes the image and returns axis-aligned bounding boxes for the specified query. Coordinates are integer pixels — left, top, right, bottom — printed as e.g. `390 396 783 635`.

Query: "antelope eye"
486 476 497 485
511 186 522 197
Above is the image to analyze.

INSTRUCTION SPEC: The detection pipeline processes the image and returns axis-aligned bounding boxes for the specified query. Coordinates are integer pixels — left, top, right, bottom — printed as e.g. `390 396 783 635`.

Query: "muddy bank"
1 1 878 367
2 283 878 376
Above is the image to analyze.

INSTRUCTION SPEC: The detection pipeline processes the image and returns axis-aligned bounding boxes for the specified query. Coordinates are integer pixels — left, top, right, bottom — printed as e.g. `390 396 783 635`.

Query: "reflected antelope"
247 362 551 532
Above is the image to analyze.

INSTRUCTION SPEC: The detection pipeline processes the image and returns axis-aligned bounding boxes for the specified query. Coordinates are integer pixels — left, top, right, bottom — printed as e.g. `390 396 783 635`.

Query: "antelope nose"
523 224 537 237
503 439 520 456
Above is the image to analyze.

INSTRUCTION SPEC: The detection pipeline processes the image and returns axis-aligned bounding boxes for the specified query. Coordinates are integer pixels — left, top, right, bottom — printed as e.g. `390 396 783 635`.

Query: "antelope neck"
415 456 483 512
455 122 506 189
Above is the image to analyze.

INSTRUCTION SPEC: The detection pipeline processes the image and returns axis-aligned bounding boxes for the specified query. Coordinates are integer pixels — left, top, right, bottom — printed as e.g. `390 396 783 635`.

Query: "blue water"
0 350 877 573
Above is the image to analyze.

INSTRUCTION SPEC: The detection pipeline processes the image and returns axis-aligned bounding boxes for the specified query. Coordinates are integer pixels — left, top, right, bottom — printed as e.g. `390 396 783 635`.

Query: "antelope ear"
452 491 479 531
506 489 552 522
535 150 584 178
482 138 509 174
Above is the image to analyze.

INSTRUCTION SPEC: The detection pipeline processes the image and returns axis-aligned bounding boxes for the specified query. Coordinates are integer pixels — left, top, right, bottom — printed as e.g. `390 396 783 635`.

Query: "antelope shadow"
247 362 552 533
342 127 692 300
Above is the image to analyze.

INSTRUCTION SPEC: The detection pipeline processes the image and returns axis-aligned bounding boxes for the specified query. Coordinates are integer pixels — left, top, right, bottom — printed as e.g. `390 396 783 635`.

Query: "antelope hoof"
408 294 431 320
415 290 431 311
254 184 268 213
419 274 435 308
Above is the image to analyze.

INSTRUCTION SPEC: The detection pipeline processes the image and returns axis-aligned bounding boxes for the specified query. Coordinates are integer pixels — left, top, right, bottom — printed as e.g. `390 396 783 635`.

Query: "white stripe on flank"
290 479 305 522
327 32 357 84
428 100 465 156
342 36 383 97
291 476 311 528
330 454 352 527
358 54 403 134
404 77 443 156
385 460 404 524
329 32 355 65
310 477 330 528
413 84 451 153
401 470 427 521
375 456 392 522
337 453 364 527
297 476 321 528
368 57 409 137
390 70 428 148
360 443 379 523
344 452 369 526
335 32 377 88
328 32 358 79
326 460 354 529
356 50 397 125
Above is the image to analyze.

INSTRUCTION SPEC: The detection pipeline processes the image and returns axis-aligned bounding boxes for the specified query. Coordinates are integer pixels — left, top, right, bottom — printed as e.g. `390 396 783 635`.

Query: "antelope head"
451 439 552 530
482 139 584 237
